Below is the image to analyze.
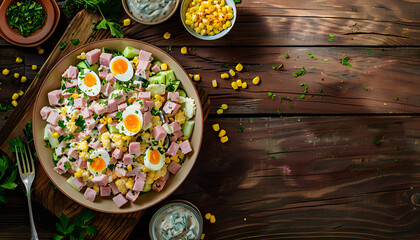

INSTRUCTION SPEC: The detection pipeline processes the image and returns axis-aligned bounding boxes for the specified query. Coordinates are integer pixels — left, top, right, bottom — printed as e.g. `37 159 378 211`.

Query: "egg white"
77 69 101 96
144 147 165 171
88 149 110 176
120 105 143 136
109 56 134 82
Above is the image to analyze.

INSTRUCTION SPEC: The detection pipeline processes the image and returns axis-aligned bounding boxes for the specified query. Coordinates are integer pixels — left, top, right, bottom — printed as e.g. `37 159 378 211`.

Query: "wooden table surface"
1 0 420 239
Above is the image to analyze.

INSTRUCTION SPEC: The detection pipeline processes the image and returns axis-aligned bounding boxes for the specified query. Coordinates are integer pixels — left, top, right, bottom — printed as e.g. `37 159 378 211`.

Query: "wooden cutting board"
0 10 210 240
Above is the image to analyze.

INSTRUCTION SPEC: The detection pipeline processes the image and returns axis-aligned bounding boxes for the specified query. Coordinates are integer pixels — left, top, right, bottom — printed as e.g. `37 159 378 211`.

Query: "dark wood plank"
129 116 420 240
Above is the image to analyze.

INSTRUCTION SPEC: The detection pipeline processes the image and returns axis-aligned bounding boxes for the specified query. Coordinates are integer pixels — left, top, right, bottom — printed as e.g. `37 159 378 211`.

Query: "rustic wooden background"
1 0 420 239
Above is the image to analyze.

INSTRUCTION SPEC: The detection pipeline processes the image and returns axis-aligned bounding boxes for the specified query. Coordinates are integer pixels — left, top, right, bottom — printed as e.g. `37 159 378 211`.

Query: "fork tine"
21 144 29 174
15 145 23 176
27 143 35 173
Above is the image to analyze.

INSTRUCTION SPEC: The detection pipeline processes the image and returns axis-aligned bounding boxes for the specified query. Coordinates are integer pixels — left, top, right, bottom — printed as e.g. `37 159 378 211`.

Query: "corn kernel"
18 90 24 96
123 18 131 26
32 65 37 70
193 74 201 81
221 73 229 79
220 136 229 143
212 123 220 131
221 104 228 110
165 157 171 164
72 93 79 99
211 79 217 88
128 97 135 104
107 118 113 124
163 32 171 39
2 69 10 75
210 215 216 223
20 76 27 83
242 82 247 89
120 146 127 152
216 109 223 115
229 69 235 77
93 184 100 193
12 93 19 100
231 81 238 90
218 129 226 137
161 63 168 71
71 116 76 122
74 170 83 178
189 74 193 78
127 165 133 171
52 132 60 138
15 57 23 63
235 63 243 72
38 48 45 55
236 79 242 87
252 76 260 85
181 47 188 54
205 213 212 220
14 73 19 78
201 233 205 239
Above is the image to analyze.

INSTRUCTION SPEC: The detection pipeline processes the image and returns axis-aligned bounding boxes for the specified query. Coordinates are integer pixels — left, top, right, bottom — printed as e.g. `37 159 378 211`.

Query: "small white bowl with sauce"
180 0 237 40
122 0 180 25
149 200 203 240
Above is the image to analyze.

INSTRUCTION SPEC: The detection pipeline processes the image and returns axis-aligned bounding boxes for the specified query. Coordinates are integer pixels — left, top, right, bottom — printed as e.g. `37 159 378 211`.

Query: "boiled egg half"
110 56 133 82
77 69 101 96
144 147 165 171
88 149 110 176
120 105 143 136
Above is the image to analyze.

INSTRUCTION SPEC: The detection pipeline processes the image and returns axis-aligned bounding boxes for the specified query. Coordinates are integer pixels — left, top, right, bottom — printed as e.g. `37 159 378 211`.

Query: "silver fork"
15 143 39 240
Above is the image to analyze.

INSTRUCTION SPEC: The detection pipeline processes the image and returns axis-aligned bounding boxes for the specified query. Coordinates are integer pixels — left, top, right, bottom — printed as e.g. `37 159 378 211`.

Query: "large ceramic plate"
33 39 203 213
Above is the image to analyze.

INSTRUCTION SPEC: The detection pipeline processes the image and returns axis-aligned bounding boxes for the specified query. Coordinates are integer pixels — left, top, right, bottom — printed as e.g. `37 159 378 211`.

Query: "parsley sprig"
0 154 19 204
52 209 98 240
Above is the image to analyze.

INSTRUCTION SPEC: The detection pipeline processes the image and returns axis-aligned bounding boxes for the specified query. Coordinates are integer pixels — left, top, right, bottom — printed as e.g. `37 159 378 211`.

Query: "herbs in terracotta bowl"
6 0 47 37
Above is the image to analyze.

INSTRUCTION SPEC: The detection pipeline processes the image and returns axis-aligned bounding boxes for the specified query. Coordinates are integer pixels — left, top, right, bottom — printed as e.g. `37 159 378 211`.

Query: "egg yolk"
83 73 96 87
124 114 141 133
148 149 161 165
111 58 128 75
90 157 106 172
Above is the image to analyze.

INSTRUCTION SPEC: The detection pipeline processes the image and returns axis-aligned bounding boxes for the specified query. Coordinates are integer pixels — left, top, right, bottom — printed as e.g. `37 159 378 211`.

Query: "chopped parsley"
267 92 276 101
299 94 306 99
394 97 399 101
307 51 317 60
70 39 80 46
75 115 86 132
58 120 66 129
233 0 241 3
284 53 289 59
374 140 381 146
166 46 172 52
272 64 283 70
64 162 71 170
340 57 352 67
237 125 244 133
363 86 369 91
328 33 335 41
59 42 67 50
220 63 229 68
367 49 371 55
293 67 306 77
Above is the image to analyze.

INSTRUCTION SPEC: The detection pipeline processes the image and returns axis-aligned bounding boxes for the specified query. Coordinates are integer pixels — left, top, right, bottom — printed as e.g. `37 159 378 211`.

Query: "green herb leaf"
70 39 80 46
284 53 289 59
220 63 229 68
58 120 66 129
233 0 242 3
363 86 369 91
237 125 244 133
292 67 306 77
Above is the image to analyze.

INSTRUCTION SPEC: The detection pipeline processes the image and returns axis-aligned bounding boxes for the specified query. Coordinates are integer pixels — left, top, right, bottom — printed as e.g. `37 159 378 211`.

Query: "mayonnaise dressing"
127 0 176 23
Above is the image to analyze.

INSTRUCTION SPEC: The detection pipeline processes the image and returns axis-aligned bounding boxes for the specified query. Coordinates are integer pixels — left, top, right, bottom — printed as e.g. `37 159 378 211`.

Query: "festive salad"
40 46 196 208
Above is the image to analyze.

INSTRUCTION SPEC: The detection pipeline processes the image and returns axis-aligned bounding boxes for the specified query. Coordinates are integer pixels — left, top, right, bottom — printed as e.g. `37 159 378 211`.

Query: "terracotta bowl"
33 39 204 213
0 0 60 47
122 0 180 25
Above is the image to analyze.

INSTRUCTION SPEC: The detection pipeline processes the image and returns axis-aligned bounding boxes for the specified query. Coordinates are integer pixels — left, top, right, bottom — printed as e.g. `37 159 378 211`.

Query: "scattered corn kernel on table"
1 0 420 239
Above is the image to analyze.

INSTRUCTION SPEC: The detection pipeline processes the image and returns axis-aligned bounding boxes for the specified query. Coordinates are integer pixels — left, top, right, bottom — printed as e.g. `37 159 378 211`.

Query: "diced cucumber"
102 47 111 53
45 124 62 148
44 124 49 140
122 46 140 59
67 177 81 192
146 84 166 96
166 80 180 92
76 60 89 70
176 89 187 98
148 75 166 85
182 120 195 139
88 63 99 75
142 183 152 192
108 124 119 133
158 70 176 83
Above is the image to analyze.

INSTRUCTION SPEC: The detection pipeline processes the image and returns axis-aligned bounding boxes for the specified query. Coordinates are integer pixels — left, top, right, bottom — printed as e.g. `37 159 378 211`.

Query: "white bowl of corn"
180 0 237 40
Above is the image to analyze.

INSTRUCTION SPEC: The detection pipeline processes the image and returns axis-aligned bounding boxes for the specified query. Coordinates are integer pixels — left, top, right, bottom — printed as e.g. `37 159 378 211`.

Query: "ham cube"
100 83 113 97
133 100 146 113
167 92 179 103
143 111 151 126
40 106 54 120
85 117 97 131
86 49 101 65
100 186 111 197
106 73 116 84
65 79 77 88
112 148 124 159
99 53 113 67
153 126 167 141
88 95 99 102
179 140 192 154
168 161 182 175
115 167 127 177
46 111 63 126
62 66 79 79
74 97 87 109
118 103 127 111
170 121 181 132
138 50 152 61
98 66 110 79
110 182 120 195
112 194 128 208
107 99 118 113
137 60 151 71
138 92 151 100
68 148 79 160
162 101 180 116
166 142 179 156
93 103 107 115
133 172 146 192
127 165 139 176
55 146 66 157
152 178 166 192
48 90 62 106
151 64 161 73
135 69 150 79
126 190 140 202
97 123 107 133
92 175 109 187
49 124 65 135
89 140 101 149
81 107 93 119
129 142 141 155
170 130 183 142
77 159 87 169
72 177 87 190
123 154 133 165
84 188 97 202
144 100 154 110
54 156 70 174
